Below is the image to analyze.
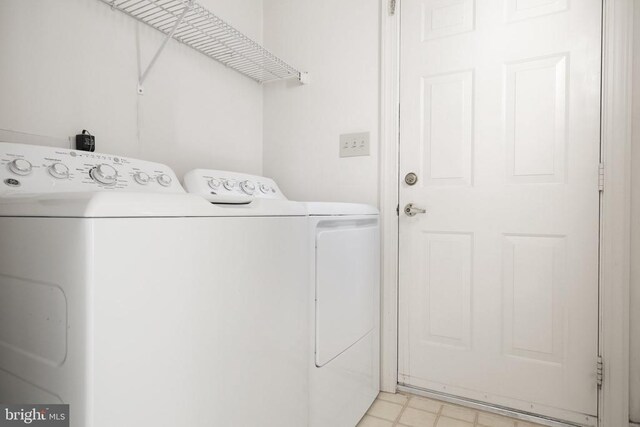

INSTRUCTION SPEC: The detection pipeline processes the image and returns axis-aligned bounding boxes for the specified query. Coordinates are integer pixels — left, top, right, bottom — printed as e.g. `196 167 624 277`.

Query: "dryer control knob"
48 163 69 179
157 174 172 187
9 159 33 176
240 180 256 195
223 179 237 190
134 172 151 185
90 164 118 185
259 183 271 194
208 178 221 189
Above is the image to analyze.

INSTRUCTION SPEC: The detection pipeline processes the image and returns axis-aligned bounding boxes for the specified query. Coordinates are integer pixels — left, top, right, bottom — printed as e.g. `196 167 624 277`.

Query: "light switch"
339 132 370 158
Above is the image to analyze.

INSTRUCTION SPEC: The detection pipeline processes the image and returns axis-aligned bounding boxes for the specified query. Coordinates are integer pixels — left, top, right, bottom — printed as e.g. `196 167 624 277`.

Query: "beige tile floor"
358 392 546 427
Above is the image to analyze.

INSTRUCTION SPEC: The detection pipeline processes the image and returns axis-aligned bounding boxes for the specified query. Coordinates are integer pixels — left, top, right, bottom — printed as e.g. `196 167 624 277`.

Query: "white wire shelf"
100 0 306 85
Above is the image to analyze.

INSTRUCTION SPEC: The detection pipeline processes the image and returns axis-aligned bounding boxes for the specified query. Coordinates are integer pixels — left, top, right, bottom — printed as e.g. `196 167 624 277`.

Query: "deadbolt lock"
405 172 418 186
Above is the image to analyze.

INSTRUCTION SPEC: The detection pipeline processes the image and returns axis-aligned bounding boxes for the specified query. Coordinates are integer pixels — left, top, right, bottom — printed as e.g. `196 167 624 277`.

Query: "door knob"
404 203 426 217
405 172 418 186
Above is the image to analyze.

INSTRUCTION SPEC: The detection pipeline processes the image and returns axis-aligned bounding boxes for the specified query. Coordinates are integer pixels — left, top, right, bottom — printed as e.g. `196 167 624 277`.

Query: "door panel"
398 0 601 423
419 232 473 349
421 70 474 186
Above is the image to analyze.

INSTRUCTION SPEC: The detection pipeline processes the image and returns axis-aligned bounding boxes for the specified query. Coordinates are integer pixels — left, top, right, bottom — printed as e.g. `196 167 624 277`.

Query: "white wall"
0 0 264 178
262 0 381 206
630 4 640 423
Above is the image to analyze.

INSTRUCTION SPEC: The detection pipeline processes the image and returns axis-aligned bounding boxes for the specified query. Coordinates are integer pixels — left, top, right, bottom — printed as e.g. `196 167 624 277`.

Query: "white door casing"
397 0 602 424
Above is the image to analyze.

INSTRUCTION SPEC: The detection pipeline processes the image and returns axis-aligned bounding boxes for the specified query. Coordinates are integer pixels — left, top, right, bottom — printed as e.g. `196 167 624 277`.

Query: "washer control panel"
0 142 184 195
183 169 286 204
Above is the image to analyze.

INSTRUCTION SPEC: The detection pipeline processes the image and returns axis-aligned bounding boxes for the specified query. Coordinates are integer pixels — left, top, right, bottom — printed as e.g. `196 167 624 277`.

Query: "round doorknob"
405 172 418 186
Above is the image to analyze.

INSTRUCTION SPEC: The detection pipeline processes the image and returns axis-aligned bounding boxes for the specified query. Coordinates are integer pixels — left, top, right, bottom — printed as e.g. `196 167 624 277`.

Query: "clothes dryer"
184 169 380 427
306 201 380 427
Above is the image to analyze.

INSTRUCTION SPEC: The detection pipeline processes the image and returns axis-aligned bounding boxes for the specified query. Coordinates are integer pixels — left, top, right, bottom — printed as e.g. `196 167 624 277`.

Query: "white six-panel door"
398 0 602 424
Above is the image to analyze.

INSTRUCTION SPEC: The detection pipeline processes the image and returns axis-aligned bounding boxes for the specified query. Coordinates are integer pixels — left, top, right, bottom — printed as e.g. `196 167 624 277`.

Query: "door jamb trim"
379 0 400 393
378 1 634 425
598 0 633 425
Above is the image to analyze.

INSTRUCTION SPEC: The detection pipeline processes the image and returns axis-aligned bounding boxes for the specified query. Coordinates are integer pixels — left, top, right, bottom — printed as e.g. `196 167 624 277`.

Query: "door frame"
378 1 634 425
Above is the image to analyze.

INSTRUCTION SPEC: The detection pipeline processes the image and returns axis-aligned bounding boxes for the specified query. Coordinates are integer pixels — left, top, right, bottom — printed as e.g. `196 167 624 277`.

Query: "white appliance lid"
0 193 306 218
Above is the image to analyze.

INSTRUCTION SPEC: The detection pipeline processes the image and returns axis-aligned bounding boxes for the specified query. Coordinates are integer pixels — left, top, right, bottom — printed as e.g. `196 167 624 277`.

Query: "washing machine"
0 142 309 427
184 169 380 427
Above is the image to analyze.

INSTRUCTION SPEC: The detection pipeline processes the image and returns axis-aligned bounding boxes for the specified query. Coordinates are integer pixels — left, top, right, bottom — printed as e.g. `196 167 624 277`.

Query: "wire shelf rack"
100 0 305 84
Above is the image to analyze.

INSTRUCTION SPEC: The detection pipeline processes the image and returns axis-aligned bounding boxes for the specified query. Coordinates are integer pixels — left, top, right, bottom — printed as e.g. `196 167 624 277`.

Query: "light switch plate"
339 132 370 157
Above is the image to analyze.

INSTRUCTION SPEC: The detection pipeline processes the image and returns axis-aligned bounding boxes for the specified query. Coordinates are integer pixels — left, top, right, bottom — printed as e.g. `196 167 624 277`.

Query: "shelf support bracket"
298 72 310 85
137 0 193 95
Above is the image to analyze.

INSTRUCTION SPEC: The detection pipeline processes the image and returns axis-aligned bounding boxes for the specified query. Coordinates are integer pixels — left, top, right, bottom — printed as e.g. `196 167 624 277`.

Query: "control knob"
223 179 237 190
48 163 70 179
259 183 272 194
9 159 33 176
90 164 118 185
208 178 221 189
157 174 172 187
134 172 151 185
240 180 256 195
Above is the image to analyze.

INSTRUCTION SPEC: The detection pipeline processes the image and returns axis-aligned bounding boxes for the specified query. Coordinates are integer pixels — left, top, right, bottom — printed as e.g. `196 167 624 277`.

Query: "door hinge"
396 204 399 216
597 356 604 388
598 162 605 192
389 0 397 15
